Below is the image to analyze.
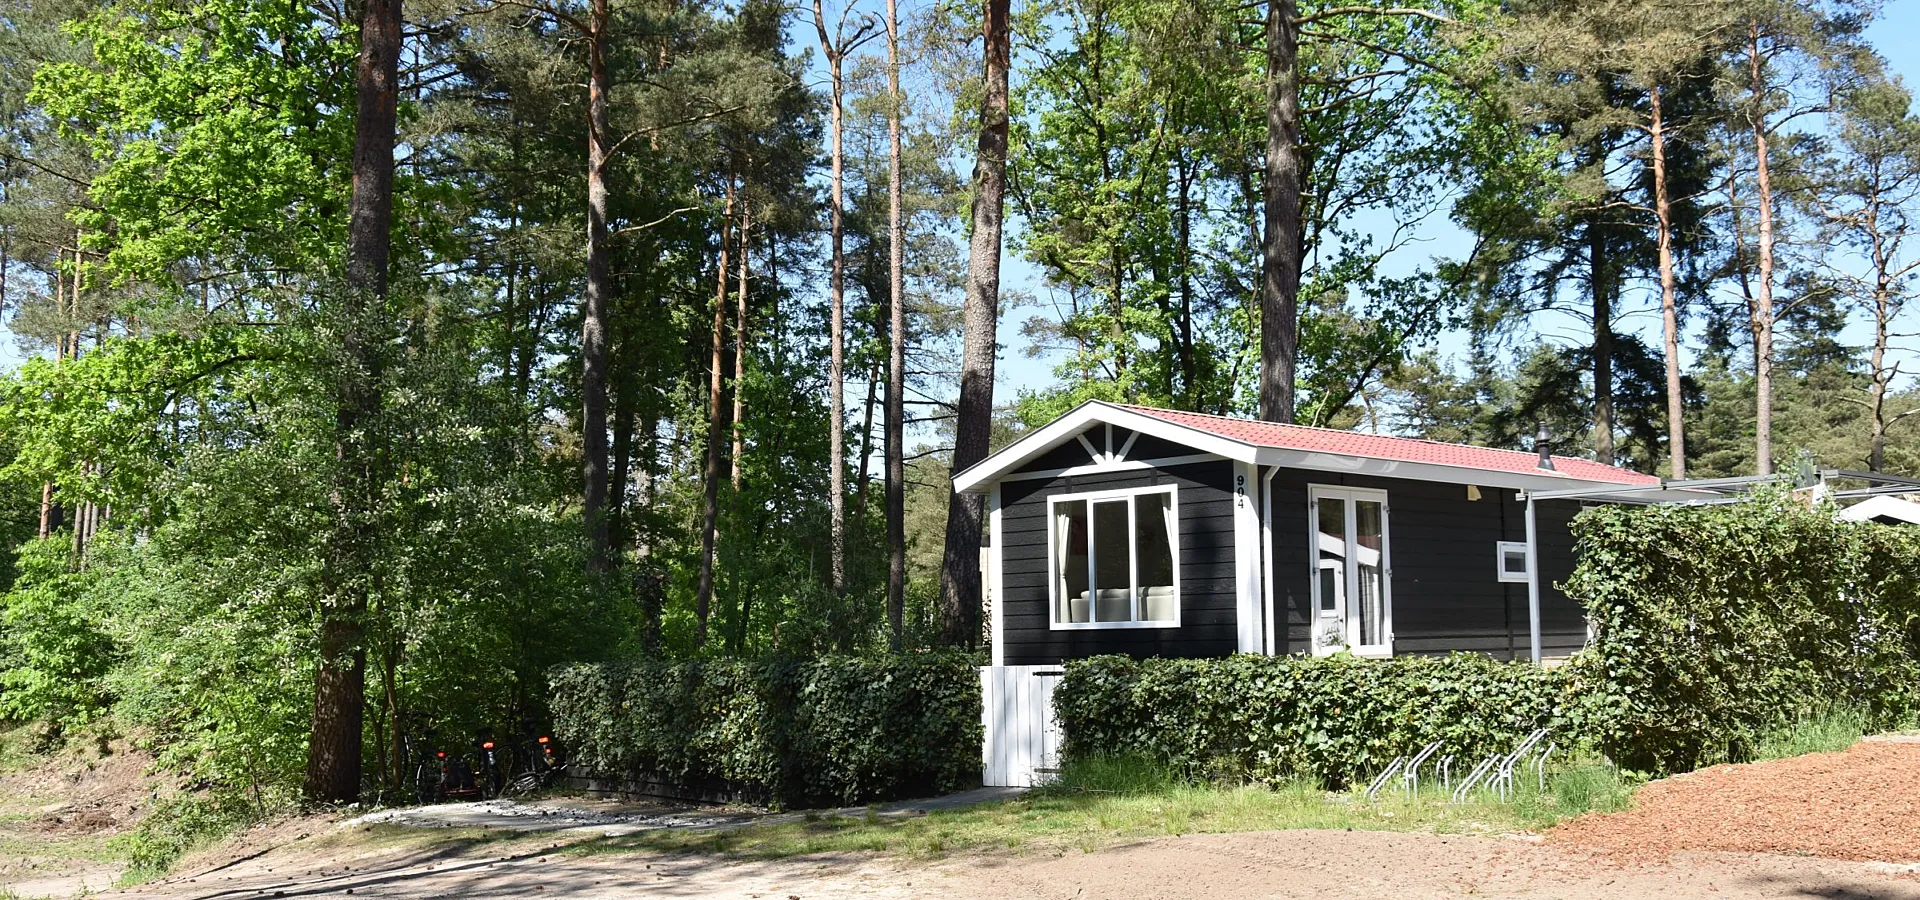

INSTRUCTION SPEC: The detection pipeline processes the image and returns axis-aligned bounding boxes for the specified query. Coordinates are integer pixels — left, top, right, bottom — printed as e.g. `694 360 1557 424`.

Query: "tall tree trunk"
854 353 881 527
1650 83 1685 479
731 203 751 491
814 3 849 597
1864 199 1896 472
696 180 735 647
1868 285 1891 472
635 410 664 655
1175 149 1197 402
1747 23 1777 476
1589 219 1614 463
938 0 1010 648
885 0 907 649
581 0 615 570
306 0 400 805
1258 0 1301 423
39 252 64 541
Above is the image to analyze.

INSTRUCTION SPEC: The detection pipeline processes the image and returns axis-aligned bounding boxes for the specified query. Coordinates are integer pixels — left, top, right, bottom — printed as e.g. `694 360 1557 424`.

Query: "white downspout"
1261 465 1279 655
1523 492 1542 665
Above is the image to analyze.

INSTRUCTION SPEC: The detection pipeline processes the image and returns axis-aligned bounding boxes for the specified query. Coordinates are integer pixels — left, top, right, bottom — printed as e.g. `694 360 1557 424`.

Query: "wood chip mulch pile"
1549 739 1920 862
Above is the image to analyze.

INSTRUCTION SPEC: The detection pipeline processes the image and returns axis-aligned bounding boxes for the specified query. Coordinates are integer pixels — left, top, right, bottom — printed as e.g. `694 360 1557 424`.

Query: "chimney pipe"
1536 422 1555 471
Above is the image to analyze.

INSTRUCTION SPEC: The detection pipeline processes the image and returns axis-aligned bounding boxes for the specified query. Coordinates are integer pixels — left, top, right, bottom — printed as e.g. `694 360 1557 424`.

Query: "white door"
1308 486 1392 657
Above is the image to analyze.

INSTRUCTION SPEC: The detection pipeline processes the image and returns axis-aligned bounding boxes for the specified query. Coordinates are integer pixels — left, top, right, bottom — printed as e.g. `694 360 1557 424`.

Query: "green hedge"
1053 653 1583 788
549 653 981 808
1566 492 1920 774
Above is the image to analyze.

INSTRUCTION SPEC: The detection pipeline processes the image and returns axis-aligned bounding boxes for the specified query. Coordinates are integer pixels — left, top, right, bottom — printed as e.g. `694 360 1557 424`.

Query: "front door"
1308 486 1392 657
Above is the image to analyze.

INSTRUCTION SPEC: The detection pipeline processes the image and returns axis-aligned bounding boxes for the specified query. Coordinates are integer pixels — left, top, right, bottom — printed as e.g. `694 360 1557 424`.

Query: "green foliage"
33 0 354 280
1750 704 1869 762
550 653 982 808
0 537 115 730
112 792 256 882
1053 653 1582 788
1040 752 1184 796
1546 758 1636 815
1565 491 1920 774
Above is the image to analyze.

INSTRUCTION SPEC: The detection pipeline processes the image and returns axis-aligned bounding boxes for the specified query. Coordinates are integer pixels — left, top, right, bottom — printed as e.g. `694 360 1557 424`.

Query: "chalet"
956 400 1662 786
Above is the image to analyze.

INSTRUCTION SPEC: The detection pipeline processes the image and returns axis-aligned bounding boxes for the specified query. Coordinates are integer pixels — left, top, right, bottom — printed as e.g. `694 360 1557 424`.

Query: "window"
1049 486 1179 628
1496 541 1531 583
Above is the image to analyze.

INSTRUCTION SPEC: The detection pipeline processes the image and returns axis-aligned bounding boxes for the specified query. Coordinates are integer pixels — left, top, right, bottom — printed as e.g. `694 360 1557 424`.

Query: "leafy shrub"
1053 653 1581 788
550 653 982 808
0 538 116 731
1566 491 1920 773
113 792 257 881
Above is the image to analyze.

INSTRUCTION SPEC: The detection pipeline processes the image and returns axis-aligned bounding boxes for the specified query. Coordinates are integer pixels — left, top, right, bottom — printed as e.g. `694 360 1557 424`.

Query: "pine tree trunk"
307 0 400 806
1748 23 1777 476
696 180 735 647
731 204 751 491
1176 151 1197 402
635 409 664 655
854 353 880 527
815 3 849 598
1867 201 1892 473
939 0 1010 648
1590 219 1614 463
884 0 907 650
581 0 615 570
1258 0 1301 424
1650 84 1685 479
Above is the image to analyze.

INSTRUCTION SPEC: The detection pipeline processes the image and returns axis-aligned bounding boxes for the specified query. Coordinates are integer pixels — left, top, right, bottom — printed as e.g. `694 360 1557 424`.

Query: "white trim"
1495 540 1531 584
1307 484 1394 658
998 452 1224 484
1233 460 1264 653
1075 432 1101 462
989 482 1005 666
952 402 1260 493
1116 428 1140 462
1524 496 1543 664
1254 447 1642 495
1045 483 1182 631
1261 466 1279 656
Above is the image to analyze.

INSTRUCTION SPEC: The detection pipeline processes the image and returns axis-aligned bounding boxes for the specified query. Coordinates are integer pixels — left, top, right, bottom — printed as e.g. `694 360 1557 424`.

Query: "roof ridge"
1112 402 1624 470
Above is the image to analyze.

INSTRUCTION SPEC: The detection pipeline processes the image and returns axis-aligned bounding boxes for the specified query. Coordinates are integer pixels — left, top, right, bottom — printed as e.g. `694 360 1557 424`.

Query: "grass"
1750 705 1869 762
0 722 36 776
562 753 1640 861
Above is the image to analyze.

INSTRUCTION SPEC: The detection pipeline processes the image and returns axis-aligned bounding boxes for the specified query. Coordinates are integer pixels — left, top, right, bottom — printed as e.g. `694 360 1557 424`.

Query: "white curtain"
1161 492 1177 582
1055 506 1073 620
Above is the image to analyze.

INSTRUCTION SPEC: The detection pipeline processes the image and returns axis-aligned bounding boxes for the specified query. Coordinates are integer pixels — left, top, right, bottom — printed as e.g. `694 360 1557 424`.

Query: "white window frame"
1496 540 1531 583
1046 483 1182 630
1306 485 1393 657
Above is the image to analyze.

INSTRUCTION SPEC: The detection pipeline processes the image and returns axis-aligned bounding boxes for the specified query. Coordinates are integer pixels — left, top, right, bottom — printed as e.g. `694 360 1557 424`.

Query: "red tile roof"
1119 404 1660 485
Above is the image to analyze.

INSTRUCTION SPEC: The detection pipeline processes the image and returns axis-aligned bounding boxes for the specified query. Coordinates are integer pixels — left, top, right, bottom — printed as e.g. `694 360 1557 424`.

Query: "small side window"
1496 541 1530 583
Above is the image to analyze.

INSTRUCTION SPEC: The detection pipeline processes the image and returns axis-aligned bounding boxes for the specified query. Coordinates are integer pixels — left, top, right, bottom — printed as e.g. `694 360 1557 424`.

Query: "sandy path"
104 828 1920 900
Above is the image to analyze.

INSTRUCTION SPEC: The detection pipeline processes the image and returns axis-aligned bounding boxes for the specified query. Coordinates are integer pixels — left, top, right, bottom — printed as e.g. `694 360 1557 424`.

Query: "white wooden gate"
981 665 1064 787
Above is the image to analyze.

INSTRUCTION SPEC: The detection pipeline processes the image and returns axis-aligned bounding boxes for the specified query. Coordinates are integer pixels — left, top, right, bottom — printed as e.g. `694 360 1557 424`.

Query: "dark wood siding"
999 456 1238 666
1267 469 1587 660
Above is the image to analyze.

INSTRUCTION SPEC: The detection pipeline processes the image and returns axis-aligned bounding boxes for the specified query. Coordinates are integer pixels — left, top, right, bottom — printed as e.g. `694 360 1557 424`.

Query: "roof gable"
952 401 1658 494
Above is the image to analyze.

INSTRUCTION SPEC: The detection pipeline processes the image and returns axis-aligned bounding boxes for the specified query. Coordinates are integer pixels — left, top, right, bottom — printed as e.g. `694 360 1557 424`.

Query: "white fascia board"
1839 495 1920 524
1252 447 1654 495
952 401 1259 493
